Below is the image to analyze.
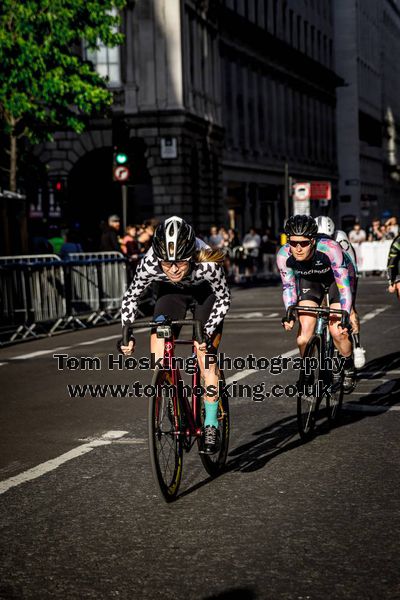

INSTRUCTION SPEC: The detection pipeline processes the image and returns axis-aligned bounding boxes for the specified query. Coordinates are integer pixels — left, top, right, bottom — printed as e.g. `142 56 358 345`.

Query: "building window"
86 9 121 86
311 26 315 58
304 21 309 54
273 0 278 35
297 15 302 50
289 10 294 45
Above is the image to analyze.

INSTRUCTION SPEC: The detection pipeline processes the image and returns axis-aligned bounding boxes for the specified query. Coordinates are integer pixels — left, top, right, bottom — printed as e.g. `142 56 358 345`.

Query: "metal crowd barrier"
0 255 66 340
0 252 156 345
65 252 126 325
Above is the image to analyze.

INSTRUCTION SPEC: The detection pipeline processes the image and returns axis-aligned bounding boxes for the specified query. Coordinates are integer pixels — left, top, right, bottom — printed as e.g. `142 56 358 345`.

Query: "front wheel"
326 347 344 424
198 372 230 477
148 369 183 502
297 336 322 441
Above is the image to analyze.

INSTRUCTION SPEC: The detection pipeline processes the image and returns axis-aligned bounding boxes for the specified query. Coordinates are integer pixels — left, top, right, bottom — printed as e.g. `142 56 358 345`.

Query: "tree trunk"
10 128 17 193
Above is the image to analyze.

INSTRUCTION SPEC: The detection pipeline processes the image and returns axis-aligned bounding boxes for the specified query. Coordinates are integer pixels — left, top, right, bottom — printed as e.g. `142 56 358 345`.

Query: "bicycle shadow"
177 352 400 498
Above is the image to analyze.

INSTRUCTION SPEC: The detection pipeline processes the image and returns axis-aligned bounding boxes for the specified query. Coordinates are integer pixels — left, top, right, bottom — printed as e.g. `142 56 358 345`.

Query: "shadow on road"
177 352 400 499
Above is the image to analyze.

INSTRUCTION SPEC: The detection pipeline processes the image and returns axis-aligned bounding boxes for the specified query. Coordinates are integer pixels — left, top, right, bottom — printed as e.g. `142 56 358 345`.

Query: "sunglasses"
289 239 312 248
161 260 190 269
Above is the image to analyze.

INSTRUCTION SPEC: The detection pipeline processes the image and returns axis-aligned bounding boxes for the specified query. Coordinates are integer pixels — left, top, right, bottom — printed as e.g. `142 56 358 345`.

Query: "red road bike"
123 317 230 502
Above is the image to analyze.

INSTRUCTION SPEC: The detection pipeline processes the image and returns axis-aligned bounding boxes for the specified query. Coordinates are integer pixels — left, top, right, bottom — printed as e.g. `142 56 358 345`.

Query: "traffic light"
112 118 131 183
112 118 151 184
115 152 128 165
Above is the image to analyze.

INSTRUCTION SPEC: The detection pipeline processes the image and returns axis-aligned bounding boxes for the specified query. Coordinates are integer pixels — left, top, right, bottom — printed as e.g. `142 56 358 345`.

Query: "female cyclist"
119 216 231 454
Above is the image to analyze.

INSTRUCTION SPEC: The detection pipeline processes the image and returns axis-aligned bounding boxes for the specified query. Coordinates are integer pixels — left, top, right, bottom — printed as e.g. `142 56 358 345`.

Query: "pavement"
0 277 399 599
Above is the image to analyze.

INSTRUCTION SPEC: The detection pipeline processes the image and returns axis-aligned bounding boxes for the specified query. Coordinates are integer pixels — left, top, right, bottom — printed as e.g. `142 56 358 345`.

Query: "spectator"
348 222 367 244
60 230 83 260
100 215 121 252
368 219 383 242
385 216 399 239
31 223 53 254
120 225 137 255
219 227 230 249
137 219 155 253
261 227 278 275
208 225 224 249
125 225 141 280
48 226 65 254
379 224 391 241
242 227 261 276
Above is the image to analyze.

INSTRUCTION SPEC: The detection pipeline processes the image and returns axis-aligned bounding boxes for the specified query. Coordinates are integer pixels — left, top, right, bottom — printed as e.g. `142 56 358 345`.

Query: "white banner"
354 241 392 273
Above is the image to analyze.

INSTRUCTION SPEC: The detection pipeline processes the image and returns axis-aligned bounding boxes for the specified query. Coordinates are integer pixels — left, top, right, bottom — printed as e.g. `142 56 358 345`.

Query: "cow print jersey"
121 244 231 336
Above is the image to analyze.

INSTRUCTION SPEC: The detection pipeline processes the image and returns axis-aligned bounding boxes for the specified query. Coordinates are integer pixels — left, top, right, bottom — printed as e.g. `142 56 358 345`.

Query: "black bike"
290 305 347 440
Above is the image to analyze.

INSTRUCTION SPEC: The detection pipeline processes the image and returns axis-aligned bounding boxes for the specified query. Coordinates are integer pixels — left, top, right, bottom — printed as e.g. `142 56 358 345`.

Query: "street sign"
293 182 311 200
292 182 311 216
161 137 178 159
310 181 331 200
113 165 130 182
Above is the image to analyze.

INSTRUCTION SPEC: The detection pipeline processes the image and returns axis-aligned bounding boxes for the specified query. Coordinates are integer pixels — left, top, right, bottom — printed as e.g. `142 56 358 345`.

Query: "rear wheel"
297 337 322 441
198 372 230 477
148 369 183 502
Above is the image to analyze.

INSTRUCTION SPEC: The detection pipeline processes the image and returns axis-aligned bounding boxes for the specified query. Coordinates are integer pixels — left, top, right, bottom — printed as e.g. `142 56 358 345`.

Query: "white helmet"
152 216 196 261
315 216 335 237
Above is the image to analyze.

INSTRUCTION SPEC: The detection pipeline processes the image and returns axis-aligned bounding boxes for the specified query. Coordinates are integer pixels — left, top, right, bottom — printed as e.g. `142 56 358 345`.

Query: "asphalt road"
0 277 399 600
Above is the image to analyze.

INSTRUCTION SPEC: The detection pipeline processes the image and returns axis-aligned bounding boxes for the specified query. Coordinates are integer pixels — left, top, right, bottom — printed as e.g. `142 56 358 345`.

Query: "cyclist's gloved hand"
338 312 351 335
117 325 136 356
282 306 296 330
197 332 214 353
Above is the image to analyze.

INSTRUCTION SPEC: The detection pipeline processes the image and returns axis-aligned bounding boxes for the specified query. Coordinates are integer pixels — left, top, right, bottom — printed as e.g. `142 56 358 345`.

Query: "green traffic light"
116 152 128 164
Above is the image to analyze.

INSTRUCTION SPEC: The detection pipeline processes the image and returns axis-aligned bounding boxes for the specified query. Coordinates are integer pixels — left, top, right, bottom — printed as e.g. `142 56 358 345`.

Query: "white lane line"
0 430 128 495
267 312 279 318
78 328 148 345
12 346 71 360
0 328 150 364
225 348 299 385
359 306 389 324
343 403 400 413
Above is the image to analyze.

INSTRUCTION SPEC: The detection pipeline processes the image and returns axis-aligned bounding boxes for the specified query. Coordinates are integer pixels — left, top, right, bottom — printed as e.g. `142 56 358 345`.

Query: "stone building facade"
334 0 400 227
32 0 342 240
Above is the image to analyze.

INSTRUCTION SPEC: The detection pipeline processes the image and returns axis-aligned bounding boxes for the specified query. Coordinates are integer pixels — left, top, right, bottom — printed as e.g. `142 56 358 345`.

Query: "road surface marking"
0 430 129 496
0 329 149 364
225 348 299 386
78 330 147 346
359 306 389 324
12 346 71 360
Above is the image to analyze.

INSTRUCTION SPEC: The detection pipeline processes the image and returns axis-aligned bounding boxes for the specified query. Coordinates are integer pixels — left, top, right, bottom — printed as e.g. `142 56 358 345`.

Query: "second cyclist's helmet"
284 214 318 238
152 216 196 261
315 216 335 237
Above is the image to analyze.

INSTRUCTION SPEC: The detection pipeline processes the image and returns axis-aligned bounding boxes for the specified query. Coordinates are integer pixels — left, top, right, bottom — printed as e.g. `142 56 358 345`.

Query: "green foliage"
0 0 126 140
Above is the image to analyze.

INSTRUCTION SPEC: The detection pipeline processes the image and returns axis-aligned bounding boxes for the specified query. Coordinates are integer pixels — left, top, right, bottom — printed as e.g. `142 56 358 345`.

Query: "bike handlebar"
289 306 349 317
122 319 204 345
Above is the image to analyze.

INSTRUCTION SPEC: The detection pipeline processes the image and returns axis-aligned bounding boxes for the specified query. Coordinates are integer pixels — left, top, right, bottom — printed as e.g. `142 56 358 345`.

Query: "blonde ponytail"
194 248 226 263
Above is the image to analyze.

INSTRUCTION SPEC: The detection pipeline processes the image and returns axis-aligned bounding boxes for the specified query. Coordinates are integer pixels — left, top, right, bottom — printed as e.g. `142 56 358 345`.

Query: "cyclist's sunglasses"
289 239 313 248
161 260 190 269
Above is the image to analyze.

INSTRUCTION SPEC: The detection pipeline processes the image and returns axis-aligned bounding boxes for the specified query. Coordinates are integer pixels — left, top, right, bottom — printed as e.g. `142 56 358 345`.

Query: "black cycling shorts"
152 281 223 350
297 277 340 306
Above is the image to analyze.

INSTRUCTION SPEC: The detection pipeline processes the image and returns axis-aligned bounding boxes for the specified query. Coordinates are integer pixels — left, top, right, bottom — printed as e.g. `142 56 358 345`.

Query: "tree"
0 0 126 192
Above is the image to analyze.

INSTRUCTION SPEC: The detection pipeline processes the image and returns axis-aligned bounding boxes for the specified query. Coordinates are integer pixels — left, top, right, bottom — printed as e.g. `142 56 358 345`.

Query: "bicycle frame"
163 337 203 446
122 318 204 446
